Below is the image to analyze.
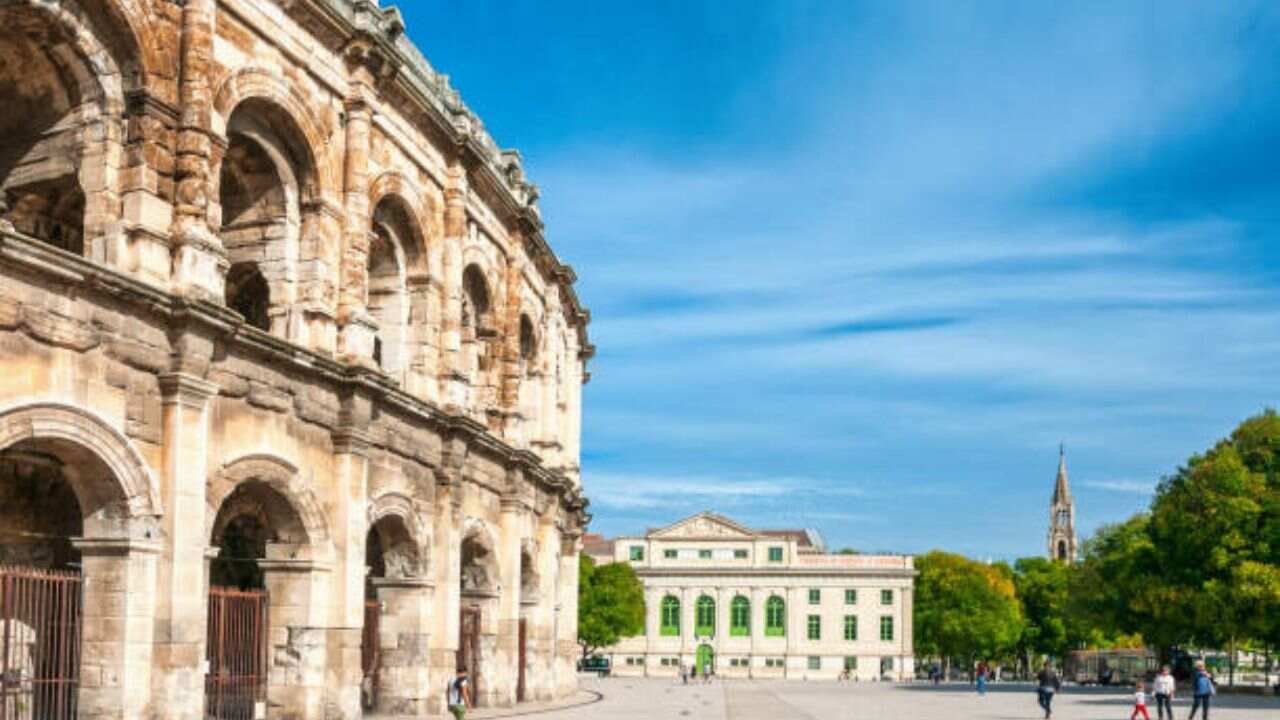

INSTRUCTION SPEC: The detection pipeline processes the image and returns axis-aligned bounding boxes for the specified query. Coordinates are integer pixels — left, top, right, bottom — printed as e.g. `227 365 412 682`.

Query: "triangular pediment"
648 512 756 540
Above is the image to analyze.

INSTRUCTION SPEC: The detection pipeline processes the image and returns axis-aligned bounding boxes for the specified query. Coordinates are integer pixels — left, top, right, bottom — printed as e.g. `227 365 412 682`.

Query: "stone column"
259 557 331 720
553 530 580 698
170 0 227 300
427 442 464 715
152 373 219 719
371 577 434 715
494 493 525 707
325 426 372 718
73 537 160 720
439 164 467 409
336 71 378 365
901 585 914 681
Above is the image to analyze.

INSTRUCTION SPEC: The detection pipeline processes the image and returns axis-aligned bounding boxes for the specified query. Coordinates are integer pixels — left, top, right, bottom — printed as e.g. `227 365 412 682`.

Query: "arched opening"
207 478 314 718
0 5 107 255
1057 540 1068 561
217 99 310 338
659 595 680 637
695 595 716 638
225 262 271 332
519 315 536 366
461 265 492 334
730 595 750 637
0 433 140 718
368 198 414 374
361 514 422 712
765 595 786 637
459 527 499 708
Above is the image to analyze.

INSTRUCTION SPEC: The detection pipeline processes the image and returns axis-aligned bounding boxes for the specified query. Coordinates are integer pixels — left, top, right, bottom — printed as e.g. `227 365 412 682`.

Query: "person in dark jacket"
1036 661 1062 719
1188 661 1215 720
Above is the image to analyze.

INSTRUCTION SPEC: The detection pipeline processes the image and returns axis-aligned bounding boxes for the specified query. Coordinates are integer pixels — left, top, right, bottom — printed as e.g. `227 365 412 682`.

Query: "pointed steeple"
1052 443 1071 504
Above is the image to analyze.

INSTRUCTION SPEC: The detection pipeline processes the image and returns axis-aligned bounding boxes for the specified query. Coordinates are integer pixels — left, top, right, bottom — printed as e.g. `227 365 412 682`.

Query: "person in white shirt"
446 669 472 720
1131 681 1150 720
1153 665 1176 720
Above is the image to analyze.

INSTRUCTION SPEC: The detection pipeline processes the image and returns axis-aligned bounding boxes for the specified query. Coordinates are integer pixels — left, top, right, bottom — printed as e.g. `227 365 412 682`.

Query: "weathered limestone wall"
0 0 592 718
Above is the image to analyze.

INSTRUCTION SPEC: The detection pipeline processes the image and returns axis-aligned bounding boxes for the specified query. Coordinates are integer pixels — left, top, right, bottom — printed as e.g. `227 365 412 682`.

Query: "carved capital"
332 426 374 456
158 372 219 409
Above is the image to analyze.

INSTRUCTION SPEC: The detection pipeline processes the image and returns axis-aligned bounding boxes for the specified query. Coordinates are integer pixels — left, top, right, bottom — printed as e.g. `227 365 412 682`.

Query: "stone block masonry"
0 1 593 717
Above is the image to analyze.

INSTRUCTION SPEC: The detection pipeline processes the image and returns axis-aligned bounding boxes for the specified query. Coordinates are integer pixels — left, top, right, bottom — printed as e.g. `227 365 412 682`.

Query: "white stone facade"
602 513 916 682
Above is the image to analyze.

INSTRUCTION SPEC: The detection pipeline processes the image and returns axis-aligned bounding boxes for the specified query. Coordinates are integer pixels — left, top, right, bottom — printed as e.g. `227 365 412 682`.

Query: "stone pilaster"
553 529 580 697
118 93 179 286
371 577 434 715
439 164 468 409
73 537 161 720
260 557 331 720
170 0 227 300
337 53 378 365
494 492 526 707
152 373 219 720
427 447 464 715
325 425 372 719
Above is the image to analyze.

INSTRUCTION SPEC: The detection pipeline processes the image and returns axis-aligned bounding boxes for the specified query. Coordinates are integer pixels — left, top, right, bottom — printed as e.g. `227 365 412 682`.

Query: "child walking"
1131 681 1150 720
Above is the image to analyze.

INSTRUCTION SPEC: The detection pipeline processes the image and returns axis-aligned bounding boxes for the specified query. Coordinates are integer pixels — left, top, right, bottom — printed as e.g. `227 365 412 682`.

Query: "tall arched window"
730 596 750 637
695 595 716 637
765 595 786 637
660 595 680 636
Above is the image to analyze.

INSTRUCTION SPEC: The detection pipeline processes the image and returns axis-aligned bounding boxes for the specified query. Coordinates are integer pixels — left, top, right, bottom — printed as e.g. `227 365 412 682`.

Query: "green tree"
914 551 1025 677
577 555 645 659
1147 410 1280 681
1012 557 1071 672
1066 516 1162 650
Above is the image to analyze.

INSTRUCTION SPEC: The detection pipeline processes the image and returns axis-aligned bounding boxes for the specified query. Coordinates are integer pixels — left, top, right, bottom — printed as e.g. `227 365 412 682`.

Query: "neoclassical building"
0 1 591 718
602 513 916 681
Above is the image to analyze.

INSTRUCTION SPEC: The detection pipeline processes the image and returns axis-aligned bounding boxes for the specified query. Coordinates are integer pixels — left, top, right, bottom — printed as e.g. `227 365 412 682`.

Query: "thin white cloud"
1082 479 1157 495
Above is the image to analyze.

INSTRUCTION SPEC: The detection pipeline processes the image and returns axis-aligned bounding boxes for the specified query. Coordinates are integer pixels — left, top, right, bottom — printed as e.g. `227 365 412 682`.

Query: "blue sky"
403 1 1280 559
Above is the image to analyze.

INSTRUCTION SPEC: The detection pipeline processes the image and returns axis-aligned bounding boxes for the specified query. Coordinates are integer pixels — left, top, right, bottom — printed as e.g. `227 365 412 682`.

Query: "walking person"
1153 665 1176 720
681 663 688 685
1131 681 1151 720
445 668 473 720
1036 661 1061 719
976 661 988 696
1188 661 1215 720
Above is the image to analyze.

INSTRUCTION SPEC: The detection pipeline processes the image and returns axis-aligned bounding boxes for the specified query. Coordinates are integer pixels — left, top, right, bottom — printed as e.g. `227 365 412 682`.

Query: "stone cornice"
0 230 588 524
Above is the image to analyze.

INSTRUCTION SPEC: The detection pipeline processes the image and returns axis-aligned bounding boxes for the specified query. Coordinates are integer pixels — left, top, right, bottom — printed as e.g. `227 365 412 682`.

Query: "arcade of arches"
0 1 591 718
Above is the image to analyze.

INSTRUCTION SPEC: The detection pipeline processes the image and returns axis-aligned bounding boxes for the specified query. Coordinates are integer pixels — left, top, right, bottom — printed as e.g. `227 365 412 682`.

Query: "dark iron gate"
0 566 81 720
360 600 379 711
457 607 480 705
517 618 527 703
205 586 268 720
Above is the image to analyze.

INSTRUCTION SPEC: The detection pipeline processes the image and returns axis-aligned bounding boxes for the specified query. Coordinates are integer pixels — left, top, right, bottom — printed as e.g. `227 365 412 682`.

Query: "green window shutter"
844 656 858 671
698 549 712 559
663 549 677 559
660 596 680 636
733 549 749 559
807 656 821 670
845 589 857 605
768 547 783 562
807 614 821 640
764 596 786 637
881 589 893 605
808 589 821 605
880 615 894 642
695 595 716 637
730 596 750 636
843 615 857 641
630 546 644 561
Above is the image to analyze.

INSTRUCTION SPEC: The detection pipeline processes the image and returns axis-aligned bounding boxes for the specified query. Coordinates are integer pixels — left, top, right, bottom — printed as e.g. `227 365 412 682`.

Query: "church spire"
1053 443 1071 504
1048 443 1078 563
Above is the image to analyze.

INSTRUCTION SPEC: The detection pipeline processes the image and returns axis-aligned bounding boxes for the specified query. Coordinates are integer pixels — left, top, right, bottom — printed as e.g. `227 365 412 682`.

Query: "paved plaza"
518 677 1279 720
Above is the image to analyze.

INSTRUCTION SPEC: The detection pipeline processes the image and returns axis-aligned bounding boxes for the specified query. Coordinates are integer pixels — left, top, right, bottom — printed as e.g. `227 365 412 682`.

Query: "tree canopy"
914 551 1024 666
577 555 646 658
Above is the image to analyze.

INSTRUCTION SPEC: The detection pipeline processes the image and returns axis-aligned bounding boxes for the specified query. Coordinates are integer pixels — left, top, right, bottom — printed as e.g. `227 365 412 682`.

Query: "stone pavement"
517 677 1280 719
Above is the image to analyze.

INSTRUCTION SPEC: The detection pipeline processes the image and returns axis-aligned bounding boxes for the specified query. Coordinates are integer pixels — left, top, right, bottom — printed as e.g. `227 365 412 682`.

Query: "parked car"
578 655 611 676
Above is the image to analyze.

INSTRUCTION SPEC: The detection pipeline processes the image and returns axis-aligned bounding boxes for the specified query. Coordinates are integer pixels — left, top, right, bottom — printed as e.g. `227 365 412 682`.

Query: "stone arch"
368 173 432 279
0 401 159 524
460 517 500 595
0 0 137 258
367 492 427 578
212 68 335 201
207 454 330 550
